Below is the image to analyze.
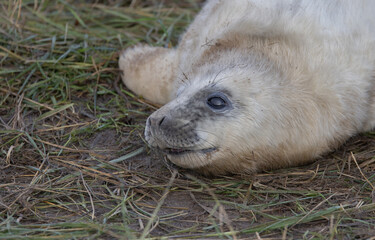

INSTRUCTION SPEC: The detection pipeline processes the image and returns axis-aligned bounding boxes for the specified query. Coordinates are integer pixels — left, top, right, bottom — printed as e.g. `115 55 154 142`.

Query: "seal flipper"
119 45 177 105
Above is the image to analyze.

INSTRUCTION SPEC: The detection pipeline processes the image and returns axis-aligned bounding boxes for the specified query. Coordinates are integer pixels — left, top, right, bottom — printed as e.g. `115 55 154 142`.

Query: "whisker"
209 67 228 85
195 128 219 138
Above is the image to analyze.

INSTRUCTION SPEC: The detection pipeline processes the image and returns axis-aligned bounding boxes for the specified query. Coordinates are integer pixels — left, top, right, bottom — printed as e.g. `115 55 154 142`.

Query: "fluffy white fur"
119 0 375 175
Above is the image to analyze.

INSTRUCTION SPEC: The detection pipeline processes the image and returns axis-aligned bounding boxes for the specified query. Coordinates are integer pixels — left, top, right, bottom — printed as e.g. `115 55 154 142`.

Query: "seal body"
119 0 375 175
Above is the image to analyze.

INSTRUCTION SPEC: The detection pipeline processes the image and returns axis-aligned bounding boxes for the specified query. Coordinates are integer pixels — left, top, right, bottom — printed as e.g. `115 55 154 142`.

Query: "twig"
0 88 54 110
140 170 177 238
351 152 375 191
113 74 129 106
81 172 95 220
291 193 336 228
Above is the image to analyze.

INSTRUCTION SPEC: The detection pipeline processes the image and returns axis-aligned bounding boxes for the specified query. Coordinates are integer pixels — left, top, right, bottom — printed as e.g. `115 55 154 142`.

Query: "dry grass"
1 0 375 239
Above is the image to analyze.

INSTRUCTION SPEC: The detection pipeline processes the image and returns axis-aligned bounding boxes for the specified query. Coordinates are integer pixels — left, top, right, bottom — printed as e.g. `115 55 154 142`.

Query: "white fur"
119 0 375 174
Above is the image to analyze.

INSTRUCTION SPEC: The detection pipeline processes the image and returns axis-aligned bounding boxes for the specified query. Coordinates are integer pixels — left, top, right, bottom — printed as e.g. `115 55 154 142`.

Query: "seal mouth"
162 147 217 156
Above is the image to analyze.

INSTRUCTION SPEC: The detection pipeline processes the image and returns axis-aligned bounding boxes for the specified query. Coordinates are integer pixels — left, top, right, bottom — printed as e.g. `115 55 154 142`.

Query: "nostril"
158 116 166 126
148 115 168 128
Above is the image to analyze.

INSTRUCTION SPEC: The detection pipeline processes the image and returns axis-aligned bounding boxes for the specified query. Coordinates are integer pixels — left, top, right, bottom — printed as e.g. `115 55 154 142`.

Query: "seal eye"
207 96 226 109
206 93 230 111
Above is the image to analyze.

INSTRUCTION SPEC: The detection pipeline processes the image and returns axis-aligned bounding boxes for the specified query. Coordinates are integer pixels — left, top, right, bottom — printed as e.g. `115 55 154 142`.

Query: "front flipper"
119 45 177 105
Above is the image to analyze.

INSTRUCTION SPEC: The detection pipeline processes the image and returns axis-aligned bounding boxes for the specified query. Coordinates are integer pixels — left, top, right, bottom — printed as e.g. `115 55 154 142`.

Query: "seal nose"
148 115 168 128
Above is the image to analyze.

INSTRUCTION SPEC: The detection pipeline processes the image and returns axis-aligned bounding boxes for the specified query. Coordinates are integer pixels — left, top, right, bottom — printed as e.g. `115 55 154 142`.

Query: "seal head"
144 50 289 175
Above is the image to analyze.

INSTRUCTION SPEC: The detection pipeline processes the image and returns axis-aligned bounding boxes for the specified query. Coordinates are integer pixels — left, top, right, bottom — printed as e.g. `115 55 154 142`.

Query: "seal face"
145 85 236 170
119 0 375 175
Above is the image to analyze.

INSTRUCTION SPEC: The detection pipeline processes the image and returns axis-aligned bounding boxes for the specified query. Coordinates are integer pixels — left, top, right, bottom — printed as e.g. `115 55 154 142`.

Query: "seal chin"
161 147 219 169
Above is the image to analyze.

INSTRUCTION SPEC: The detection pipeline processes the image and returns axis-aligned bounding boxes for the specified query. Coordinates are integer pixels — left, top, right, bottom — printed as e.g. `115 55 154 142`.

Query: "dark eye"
207 96 226 109
206 93 231 111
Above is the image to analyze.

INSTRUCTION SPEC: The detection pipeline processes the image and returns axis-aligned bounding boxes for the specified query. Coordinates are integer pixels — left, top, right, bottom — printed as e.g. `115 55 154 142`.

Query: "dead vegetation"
0 0 374 239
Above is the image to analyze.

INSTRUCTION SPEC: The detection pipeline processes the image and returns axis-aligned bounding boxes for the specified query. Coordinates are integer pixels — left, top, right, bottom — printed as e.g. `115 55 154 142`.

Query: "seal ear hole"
206 92 231 111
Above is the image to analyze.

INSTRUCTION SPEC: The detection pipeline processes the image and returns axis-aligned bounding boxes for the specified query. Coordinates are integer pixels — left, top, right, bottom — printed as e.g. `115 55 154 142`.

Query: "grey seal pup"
119 0 375 175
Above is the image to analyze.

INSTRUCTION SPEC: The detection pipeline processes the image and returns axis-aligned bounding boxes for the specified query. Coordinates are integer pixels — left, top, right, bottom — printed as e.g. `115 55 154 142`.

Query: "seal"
119 0 375 175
